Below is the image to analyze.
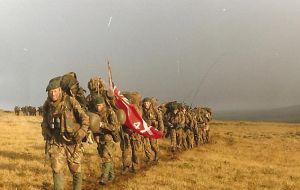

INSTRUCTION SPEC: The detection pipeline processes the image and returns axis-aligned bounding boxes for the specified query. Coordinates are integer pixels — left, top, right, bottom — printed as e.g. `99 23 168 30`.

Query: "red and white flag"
113 86 163 139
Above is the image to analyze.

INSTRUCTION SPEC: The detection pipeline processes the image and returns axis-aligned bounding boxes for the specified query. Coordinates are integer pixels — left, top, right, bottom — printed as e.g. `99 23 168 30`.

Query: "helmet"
46 76 62 91
88 77 104 93
116 109 126 125
171 103 178 110
122 91 141 105
87 112 101 133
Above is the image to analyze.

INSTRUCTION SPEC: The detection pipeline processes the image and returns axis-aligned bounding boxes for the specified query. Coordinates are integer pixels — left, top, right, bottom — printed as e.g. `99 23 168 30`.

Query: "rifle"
44 140 50 166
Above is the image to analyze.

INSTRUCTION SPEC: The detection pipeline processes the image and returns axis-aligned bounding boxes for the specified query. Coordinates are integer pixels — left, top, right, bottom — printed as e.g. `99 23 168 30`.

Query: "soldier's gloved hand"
74 128 87 143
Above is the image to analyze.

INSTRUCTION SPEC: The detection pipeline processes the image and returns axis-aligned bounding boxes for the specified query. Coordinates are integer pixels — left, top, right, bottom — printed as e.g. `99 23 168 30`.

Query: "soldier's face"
143 101 151 109
96 103 105 112
48 88 62 102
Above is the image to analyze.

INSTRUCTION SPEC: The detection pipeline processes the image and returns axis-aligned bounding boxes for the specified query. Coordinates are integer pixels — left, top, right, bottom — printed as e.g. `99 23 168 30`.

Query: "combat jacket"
184 111 195 130
94 108 119 143
164 111 185 129
142 107 164 132
41 93 90 144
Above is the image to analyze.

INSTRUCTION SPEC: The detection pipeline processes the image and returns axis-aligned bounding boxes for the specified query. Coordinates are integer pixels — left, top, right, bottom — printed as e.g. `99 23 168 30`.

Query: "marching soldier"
14 106 21 116
201 108 212 143
142 97 164 162
164 103 185 152
193 107 204 146
182 105 195 149
119 92 143 173
41 76 89 190
92 95 119 185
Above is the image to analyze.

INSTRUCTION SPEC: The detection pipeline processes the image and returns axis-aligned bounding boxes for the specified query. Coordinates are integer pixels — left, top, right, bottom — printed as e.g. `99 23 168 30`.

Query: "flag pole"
107 60 113 91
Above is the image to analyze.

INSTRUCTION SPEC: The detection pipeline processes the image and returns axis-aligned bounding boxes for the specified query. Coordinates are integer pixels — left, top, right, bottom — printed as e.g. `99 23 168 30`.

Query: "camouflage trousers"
194 126 201 146
49 142 83 174
95 135 115 163
94 134 116 184
170 128 183 151
182 128 194 149
143 137 159 161
202 124 210 143
120 132 143 170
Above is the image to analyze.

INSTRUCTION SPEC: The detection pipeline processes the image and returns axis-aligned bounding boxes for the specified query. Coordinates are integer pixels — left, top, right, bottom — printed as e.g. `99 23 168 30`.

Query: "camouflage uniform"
119 125 142 172
142 98 164 162
120 93 143 173
164 104 185 152
182 108 195 149
38 106 43 116
14 106 20 116
201 109 212 143
193 108 204 146
41 78 89 190
92 96 119 185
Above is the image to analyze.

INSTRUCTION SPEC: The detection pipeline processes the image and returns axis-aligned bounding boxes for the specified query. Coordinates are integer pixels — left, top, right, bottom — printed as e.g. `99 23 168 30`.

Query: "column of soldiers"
14 106 41 116
41 72 212 190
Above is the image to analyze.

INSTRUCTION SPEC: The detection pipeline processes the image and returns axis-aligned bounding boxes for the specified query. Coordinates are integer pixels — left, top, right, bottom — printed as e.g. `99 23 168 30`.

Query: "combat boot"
154 152 159 162
73 172 82 190
53 172 64 190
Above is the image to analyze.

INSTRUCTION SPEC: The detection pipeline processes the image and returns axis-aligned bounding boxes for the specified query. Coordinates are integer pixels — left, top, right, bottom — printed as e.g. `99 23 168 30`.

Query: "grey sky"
1 0 300 111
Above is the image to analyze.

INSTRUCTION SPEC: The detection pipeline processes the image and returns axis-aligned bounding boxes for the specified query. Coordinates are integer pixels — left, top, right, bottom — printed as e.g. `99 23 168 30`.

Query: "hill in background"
215 105 300 123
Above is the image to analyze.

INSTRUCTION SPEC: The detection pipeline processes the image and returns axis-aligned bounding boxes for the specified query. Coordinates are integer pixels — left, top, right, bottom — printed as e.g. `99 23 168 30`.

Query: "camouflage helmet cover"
88 77 104 92
171 103 178 110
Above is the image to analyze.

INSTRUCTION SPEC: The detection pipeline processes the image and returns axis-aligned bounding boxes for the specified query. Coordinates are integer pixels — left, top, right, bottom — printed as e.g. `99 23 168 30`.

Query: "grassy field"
0 110 299 190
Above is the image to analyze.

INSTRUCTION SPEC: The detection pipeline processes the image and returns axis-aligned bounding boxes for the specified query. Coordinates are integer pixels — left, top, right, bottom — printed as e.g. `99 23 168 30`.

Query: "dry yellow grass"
0 110 299 190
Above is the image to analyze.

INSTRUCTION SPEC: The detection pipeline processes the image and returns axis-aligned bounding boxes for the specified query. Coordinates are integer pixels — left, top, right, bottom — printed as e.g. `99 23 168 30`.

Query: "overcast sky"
1 0 300 111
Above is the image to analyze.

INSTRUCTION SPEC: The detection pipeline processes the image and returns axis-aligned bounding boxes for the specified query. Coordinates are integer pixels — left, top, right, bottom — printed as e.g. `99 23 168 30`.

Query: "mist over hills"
215 105 300 123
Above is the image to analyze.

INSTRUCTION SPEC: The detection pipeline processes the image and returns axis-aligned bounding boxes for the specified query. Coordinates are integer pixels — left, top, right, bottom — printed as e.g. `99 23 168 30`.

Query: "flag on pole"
113 86 163 139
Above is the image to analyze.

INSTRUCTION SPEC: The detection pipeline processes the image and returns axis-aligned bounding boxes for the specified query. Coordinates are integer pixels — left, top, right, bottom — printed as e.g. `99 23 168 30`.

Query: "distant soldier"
38 106 43 116
119 92 143 173
29 106 37 116
41 76 89 190
91 95 119 185
14 106 21 116
164 103 185 152
142 97 164 162
201 108 212 143
21 106 28 116
182 105 195 149
193 107 204 146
